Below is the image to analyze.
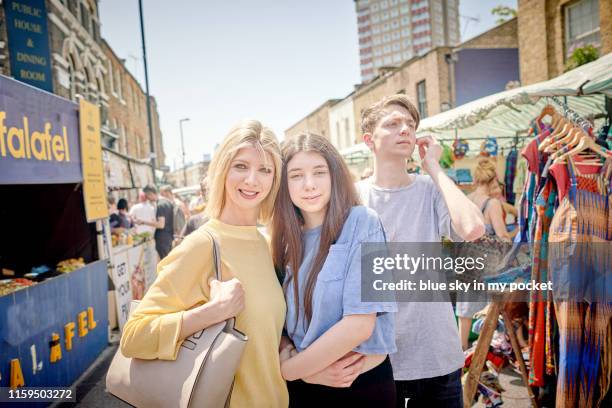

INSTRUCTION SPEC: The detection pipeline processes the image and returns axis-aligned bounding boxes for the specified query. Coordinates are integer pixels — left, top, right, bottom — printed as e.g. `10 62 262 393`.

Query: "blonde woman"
120 120 289 407
456 158 512 350
467 158 512 241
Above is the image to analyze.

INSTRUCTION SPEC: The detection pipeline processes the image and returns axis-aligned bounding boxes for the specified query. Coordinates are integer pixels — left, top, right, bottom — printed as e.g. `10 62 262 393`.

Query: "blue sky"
99 0 517 170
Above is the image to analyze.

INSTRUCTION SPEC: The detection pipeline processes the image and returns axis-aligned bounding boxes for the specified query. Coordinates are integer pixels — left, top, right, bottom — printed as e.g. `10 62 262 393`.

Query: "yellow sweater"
121 218 288 408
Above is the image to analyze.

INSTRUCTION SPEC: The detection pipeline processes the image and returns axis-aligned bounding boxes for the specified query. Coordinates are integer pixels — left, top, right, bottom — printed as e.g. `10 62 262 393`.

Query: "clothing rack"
463 294 538 408
547 95 593 133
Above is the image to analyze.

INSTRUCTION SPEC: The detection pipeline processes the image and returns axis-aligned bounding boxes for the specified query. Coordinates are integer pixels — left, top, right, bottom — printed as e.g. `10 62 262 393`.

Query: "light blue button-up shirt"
284 206 397 355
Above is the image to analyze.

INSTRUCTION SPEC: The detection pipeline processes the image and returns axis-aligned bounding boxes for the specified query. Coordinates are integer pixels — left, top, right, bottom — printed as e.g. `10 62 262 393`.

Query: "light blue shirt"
284 206 397 355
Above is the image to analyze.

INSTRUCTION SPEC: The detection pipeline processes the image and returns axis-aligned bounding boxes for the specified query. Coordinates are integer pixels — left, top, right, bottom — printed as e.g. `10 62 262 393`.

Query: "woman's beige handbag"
106 231 247 408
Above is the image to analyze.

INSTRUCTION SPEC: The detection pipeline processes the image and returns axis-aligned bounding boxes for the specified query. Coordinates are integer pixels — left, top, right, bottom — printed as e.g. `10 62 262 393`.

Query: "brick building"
518 0 612 85
0 0 165 168
285 99 341 140
102 40 164 166
289 18 519 148
355 0 460 83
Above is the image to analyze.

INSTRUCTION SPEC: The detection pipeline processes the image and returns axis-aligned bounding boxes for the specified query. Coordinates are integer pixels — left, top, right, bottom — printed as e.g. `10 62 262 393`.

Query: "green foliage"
565 45 600 72
491 5 517 25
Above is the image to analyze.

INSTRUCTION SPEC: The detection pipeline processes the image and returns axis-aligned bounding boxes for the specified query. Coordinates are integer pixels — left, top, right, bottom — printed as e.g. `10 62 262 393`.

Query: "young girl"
120 120 289 407
271 133 397 407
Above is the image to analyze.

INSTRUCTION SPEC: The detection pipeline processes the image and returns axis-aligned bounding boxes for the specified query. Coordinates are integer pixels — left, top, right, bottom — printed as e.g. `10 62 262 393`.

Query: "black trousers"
155 238 172 261
288 356 395 407
395 369 463 408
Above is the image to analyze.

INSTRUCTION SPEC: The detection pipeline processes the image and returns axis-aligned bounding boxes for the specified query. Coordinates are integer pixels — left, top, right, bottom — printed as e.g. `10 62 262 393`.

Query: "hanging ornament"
453 138 469 159
480 136 498 157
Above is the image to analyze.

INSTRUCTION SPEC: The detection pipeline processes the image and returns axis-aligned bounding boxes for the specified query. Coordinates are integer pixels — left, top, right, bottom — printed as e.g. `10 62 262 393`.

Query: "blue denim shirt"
284 206 397 354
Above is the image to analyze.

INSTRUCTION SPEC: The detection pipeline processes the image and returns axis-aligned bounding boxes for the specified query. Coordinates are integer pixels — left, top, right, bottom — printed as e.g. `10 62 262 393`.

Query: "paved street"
52 340 531 408
52 342 128 408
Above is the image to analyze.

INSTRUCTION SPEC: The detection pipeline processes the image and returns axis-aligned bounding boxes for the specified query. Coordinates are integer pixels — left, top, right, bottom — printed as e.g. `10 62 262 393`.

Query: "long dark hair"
271 133 360 331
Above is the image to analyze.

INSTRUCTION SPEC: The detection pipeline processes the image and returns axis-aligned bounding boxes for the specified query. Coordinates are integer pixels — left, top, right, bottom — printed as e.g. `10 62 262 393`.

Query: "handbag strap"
203 230 222 281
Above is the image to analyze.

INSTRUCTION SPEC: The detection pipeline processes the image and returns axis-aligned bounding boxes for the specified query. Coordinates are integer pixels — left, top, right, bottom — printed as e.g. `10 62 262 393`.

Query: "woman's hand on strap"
180 278 244 340
209 278 245 320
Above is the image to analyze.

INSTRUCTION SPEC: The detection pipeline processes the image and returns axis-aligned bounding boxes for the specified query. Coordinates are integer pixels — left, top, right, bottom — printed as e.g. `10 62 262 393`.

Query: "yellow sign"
79 99 108 221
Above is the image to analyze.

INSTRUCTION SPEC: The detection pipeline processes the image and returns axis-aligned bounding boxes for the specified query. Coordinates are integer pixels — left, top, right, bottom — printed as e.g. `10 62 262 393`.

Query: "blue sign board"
454 48 520 106
0 74 82 184
3 0 54 92
0 261 108 391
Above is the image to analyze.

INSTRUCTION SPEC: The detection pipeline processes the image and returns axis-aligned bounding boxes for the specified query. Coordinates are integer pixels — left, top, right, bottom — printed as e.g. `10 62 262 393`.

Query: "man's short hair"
360 94 420 135
142 184 157 194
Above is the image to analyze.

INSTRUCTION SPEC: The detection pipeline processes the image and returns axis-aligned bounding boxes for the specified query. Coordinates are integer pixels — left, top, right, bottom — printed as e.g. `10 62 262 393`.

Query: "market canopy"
416 52 612 142
342 52 612 159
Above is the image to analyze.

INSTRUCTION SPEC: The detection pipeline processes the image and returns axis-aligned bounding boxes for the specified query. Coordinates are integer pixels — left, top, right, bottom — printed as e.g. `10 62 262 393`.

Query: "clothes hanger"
554 132 610 165
539 121 571 152
545 126 581 154
535 105 557 133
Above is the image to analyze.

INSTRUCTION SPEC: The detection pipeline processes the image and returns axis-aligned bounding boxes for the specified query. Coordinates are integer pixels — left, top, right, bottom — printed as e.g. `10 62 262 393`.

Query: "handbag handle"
203 230 222 281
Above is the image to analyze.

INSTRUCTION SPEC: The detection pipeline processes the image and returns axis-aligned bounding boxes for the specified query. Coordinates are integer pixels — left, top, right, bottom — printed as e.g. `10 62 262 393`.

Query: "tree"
491 5 517 25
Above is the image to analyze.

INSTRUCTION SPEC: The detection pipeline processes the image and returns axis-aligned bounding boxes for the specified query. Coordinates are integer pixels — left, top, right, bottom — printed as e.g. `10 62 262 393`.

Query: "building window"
344 118 351 149
68 55 77 101
80 3 91 33
68 0 78 16
107 61 115 94
115 69 123 100
565 0 600 57
336 121 341 147
416 80 427 118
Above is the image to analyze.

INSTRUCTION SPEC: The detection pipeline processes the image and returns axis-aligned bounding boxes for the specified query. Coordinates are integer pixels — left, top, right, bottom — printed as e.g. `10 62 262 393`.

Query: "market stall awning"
416 52 612 145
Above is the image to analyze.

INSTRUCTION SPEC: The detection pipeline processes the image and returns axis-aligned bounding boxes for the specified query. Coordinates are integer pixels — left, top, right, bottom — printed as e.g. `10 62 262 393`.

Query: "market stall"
343 53 612 407
0 74 109 389
414 55 612 407
102 145 158 330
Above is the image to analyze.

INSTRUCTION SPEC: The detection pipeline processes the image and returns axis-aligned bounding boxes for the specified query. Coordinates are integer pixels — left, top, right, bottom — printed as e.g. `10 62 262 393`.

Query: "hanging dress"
548 157 612 407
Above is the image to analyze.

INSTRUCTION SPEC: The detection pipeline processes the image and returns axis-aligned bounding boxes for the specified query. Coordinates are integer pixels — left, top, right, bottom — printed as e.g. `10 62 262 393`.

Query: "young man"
136 184 175 260
356 94 485 407
159 184 187 241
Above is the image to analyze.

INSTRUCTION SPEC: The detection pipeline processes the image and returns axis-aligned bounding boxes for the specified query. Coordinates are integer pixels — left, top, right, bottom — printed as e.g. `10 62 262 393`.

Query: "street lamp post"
138 0 156 181
179 118 190 187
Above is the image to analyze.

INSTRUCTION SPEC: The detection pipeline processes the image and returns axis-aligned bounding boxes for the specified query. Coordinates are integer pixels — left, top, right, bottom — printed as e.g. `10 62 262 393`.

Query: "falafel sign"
0 74 81 184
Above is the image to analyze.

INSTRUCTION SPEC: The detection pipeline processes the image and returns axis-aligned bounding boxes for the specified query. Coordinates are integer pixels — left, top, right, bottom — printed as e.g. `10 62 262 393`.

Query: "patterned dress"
548 157 612 407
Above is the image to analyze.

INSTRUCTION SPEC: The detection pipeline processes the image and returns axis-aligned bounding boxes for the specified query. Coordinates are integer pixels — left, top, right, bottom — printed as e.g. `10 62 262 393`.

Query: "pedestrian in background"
129 191 156 236
109 198 133 234
180 176 210 240
189 176 208 213
160 185 187 240
135 185 174 260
